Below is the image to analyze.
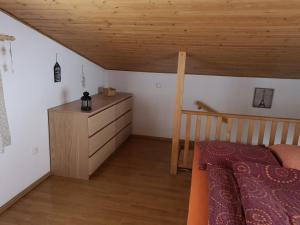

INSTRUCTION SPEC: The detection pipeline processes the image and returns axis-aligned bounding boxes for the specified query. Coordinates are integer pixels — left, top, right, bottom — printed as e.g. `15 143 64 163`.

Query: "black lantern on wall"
81 92 92 111
54 53 61 83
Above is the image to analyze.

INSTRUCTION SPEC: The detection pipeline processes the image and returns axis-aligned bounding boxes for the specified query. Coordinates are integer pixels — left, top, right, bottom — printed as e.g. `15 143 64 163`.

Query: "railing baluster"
226 118 233 142
281 122 289 144
183 114 192 167
194 116 201 151
216 116 223 140
205 116 212 141
269 121 278 146
258 121 266 145
247 120 254 144
293 123 300 145
237 119 244 143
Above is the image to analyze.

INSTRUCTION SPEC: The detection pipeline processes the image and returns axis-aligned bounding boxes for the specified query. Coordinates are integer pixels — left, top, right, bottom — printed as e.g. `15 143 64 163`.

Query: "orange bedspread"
187 146 209 225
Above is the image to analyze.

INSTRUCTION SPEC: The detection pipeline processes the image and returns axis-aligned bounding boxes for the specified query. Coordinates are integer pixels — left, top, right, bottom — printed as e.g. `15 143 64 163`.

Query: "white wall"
107 70 300 140
0 12 107 207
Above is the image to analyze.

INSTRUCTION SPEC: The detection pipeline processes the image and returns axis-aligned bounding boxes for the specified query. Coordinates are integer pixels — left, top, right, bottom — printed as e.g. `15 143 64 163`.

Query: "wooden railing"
176 110 300 170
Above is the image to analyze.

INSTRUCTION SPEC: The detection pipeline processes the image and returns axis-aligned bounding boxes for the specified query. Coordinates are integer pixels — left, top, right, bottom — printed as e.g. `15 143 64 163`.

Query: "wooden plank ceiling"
1 0 300 78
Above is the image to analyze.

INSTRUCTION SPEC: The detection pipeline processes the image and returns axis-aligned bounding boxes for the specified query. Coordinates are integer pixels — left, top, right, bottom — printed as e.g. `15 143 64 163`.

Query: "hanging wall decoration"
0 34 15 75
252 88 274 109
0 35 14 153
54 53 61 83
0 71 11 153
81 64 86 90
1 44 8 73
9 42 14 74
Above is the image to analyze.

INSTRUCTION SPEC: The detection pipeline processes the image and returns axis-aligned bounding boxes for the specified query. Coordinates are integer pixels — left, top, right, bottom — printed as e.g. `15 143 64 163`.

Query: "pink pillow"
270 144 300 170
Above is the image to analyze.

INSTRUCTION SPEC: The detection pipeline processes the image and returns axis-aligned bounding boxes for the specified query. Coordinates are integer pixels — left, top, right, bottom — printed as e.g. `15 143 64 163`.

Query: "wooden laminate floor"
0 137 191 225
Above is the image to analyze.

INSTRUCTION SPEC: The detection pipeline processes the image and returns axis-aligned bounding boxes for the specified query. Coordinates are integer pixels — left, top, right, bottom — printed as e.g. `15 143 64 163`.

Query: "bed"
188 141 300 225
170 52 300 225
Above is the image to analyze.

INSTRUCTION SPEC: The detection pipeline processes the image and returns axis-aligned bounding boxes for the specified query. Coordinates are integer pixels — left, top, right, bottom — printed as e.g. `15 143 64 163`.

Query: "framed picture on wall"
252 88 274 109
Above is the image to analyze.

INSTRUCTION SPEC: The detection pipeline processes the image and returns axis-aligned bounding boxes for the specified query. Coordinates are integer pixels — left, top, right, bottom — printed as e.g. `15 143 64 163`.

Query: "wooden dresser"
48 92 132 180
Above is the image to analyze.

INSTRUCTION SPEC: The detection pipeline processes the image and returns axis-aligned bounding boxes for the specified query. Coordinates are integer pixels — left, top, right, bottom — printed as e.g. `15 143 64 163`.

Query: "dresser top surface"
49 92 132 115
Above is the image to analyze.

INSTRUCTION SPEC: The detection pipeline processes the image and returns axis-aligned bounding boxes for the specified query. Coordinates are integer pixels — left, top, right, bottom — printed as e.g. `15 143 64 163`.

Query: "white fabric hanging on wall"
0 71 11 152
0 43 12 153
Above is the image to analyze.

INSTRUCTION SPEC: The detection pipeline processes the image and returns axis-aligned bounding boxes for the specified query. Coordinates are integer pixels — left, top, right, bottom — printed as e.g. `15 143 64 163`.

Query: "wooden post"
170 51 186 175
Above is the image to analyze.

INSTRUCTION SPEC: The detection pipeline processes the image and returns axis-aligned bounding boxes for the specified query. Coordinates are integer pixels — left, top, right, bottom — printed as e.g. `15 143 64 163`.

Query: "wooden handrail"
195 101 228 123
182 110 300 123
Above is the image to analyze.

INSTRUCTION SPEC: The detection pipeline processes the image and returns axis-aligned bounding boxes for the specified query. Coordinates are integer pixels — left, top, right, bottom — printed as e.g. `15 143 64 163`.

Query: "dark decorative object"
253 88 274 108
54 53 61 83
81 92 92 111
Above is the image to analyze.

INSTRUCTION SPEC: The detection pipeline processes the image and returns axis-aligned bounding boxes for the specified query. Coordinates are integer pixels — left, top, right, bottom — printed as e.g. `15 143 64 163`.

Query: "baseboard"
0 172 50 215
130 134 195 147
130 134 172 142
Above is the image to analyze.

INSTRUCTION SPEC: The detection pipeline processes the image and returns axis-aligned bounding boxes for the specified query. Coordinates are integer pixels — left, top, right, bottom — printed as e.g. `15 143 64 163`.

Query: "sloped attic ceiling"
1 0 300 79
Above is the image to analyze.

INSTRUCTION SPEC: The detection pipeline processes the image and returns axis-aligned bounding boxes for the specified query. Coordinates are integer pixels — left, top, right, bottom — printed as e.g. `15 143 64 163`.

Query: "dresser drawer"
89 111 132 156
88 125 131 175
114 124 132 147
88 97 132 136
115 98 132 118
